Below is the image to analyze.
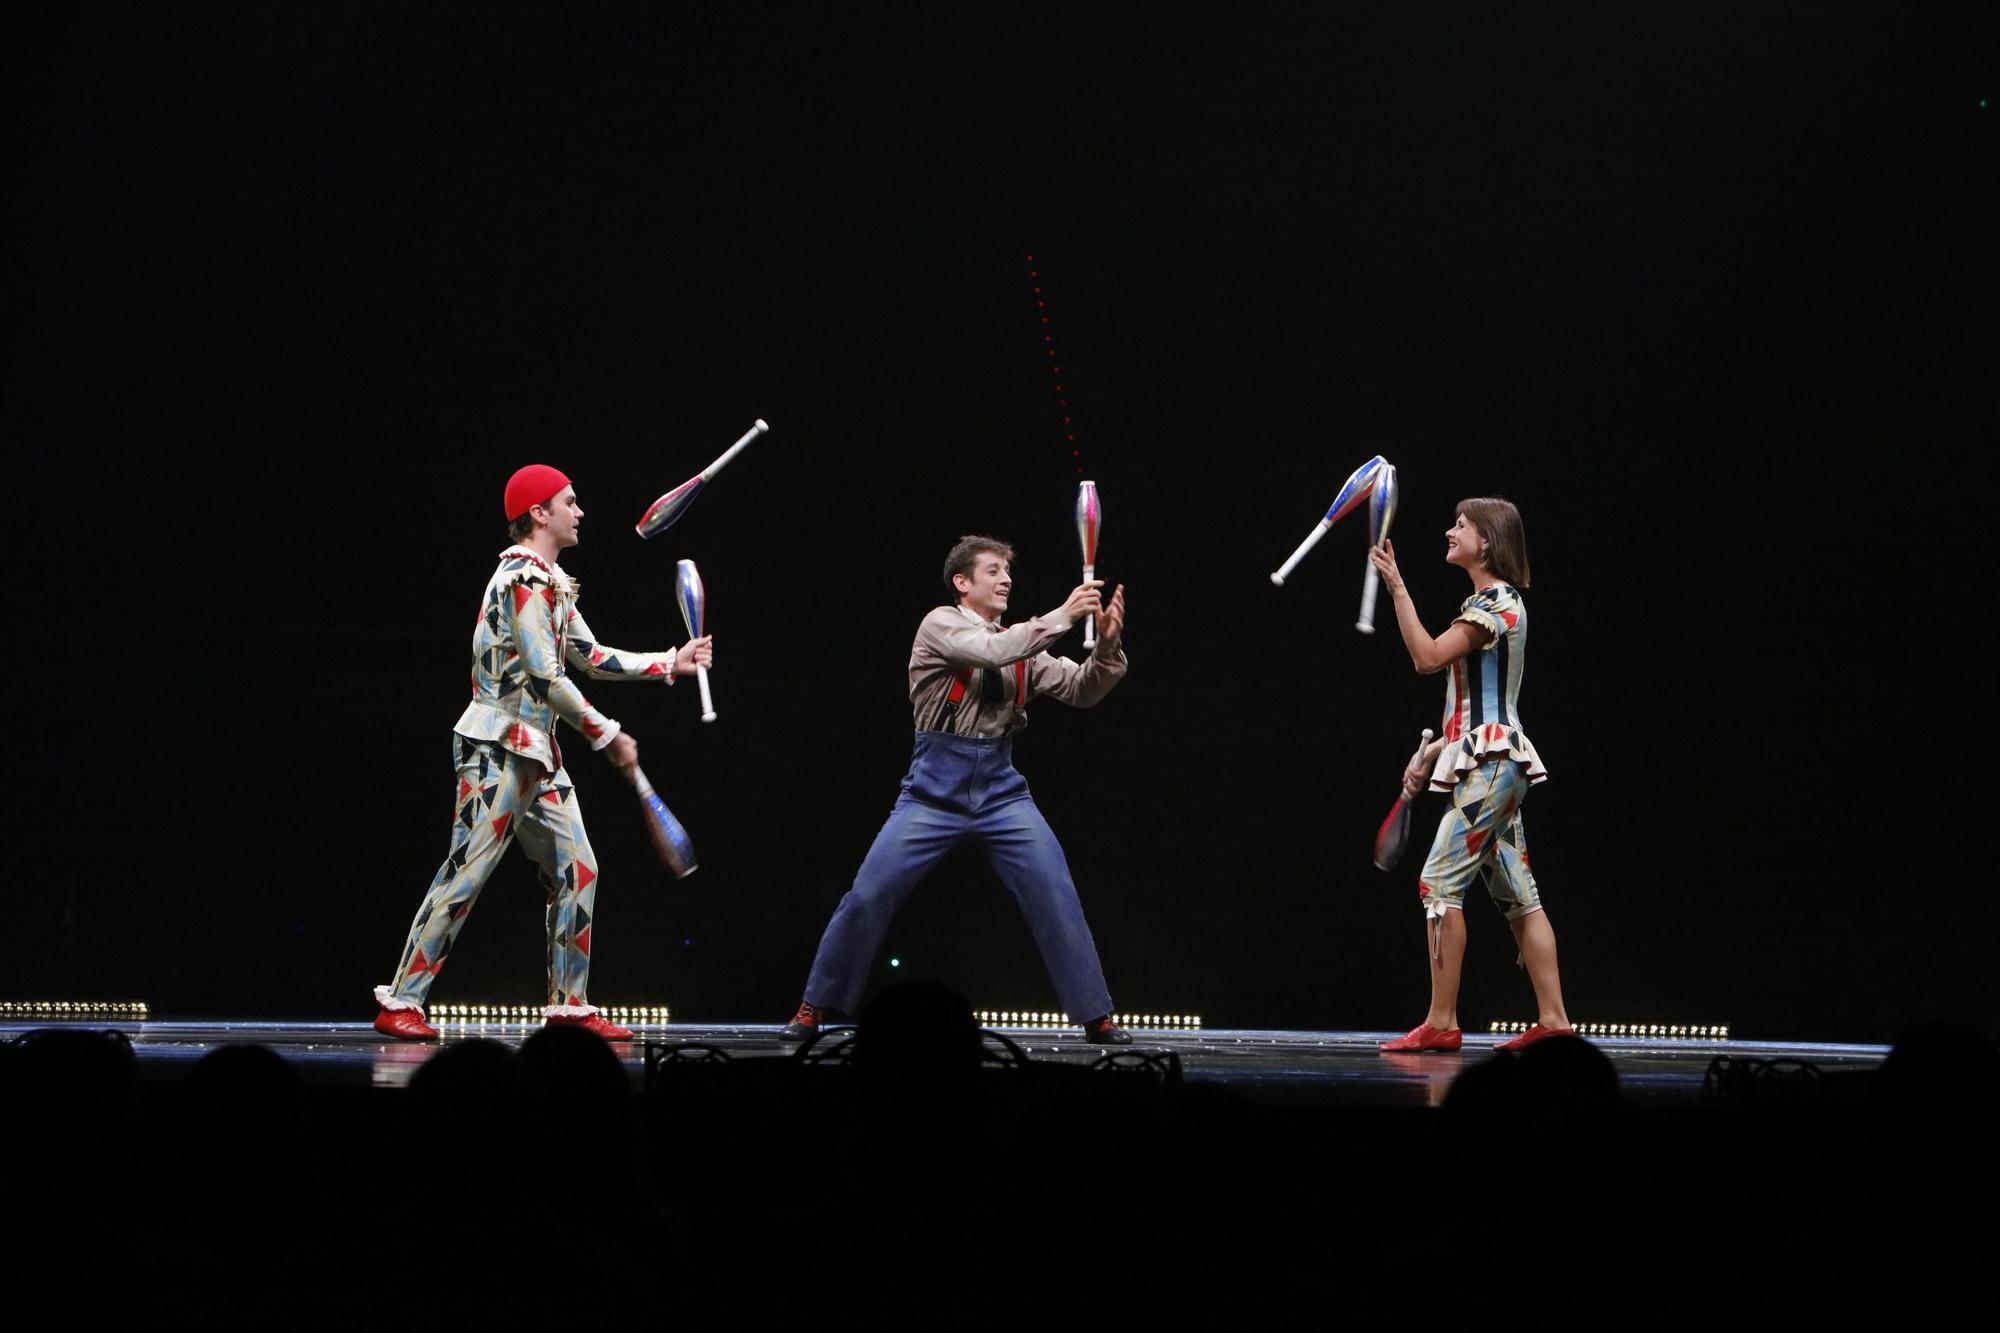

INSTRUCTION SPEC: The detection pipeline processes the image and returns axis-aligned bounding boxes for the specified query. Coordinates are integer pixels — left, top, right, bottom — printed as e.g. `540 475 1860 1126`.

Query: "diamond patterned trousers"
385 736 602 1013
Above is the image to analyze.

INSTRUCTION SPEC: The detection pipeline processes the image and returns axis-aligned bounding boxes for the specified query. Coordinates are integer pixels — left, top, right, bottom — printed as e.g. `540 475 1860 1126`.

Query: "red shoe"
1495 1024 1574 1052
778 1001 824 1043
544 1012 635 1041
1083 1015 1133 1046
374 1006 438 1041
1380 1022 1463 1053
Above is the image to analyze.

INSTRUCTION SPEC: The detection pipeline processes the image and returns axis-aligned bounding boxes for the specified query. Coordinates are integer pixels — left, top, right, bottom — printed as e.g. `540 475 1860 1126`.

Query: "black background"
11 5 1990 1039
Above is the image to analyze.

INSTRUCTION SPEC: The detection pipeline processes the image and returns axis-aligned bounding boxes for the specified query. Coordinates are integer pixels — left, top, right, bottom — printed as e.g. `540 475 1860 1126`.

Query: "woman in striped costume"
1369 498 1575 1054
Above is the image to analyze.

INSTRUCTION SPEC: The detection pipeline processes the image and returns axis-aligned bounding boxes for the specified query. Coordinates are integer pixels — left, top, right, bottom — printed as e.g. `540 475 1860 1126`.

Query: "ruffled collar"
498 545 576 595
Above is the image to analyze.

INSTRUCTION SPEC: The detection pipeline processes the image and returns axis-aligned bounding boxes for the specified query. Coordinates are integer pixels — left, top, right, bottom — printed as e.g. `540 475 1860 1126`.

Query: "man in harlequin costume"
779 535 1135 1047
372 464 714 1042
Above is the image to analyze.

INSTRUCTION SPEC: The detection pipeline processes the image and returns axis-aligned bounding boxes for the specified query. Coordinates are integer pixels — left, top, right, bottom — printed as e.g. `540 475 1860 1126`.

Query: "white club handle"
1356 557 1382 633
1082 563 1096 648
1270 520 1331 586
702 419 769 482
695 664 716 724
1403 727 1436 795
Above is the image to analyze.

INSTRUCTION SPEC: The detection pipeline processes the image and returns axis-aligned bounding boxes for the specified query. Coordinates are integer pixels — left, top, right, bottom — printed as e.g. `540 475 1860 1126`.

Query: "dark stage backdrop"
11 6 1989 1040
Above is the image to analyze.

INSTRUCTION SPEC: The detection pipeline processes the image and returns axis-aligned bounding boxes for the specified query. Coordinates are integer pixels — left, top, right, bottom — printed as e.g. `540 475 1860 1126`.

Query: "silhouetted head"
856 981 983 1073
409 1037 529 1119
190 1043 301 1116
1518 1033 1621 1110
521 1020 633 1121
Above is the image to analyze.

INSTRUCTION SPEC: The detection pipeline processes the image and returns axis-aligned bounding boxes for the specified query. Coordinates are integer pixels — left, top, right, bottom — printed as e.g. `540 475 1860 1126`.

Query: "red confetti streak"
1025 253 1088 476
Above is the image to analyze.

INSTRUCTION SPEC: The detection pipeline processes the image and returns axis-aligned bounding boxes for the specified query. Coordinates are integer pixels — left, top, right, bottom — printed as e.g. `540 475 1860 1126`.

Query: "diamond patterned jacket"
451 545 678 770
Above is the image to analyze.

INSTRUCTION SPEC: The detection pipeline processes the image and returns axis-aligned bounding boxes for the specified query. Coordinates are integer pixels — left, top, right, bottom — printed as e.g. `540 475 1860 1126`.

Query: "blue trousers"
802 731 1116 1022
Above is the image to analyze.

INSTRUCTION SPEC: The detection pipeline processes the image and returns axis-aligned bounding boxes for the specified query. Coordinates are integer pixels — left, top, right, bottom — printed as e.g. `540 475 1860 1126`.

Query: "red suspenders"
936 661 1027 733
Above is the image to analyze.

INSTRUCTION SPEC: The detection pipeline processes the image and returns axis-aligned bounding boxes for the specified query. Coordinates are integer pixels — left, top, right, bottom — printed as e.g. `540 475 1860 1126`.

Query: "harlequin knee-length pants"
378 735 603 1016
1417 757 1540 921
802 730 1116 1022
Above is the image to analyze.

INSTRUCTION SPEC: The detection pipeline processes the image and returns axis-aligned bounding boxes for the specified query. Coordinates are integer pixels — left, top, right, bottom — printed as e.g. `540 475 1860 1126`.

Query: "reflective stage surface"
0 1017 1889 1105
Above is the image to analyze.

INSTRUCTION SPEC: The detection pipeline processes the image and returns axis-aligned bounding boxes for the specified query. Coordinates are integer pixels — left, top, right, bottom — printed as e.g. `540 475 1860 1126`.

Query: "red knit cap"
504 464 572 520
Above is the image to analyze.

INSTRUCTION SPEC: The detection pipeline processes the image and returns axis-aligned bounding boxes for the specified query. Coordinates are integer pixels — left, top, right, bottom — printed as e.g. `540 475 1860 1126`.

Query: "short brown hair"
1455 497 1531 589
943 535 1014 599
507 512 537 544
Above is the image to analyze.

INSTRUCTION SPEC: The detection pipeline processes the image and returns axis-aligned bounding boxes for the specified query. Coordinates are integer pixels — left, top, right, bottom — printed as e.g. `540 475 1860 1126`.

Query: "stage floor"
1 1018 1888 1106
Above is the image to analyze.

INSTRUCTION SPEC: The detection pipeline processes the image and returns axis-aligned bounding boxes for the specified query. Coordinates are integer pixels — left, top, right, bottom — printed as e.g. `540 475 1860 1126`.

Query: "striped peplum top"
1426 582 1548 792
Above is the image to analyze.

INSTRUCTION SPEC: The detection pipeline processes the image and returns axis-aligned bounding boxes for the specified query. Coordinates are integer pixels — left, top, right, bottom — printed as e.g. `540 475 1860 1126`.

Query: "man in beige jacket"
781 535 1132 1046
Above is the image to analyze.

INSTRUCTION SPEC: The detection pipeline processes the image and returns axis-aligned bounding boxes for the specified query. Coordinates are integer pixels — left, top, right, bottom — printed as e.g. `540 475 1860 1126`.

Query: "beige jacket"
909 604 1127 737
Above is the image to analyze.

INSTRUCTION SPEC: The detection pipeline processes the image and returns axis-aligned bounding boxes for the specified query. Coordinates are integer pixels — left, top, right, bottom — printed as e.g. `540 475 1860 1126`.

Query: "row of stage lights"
432 1006 1197 1029
976 1011 1203 1031
1490 1020 1730 1040
0 1002 1716 1040
1 1001 150 1019
430 1004 673 1024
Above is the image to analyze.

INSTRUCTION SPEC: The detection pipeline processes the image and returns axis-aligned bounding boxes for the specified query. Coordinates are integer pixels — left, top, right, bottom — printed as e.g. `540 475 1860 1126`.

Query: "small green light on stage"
889 958 900 968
